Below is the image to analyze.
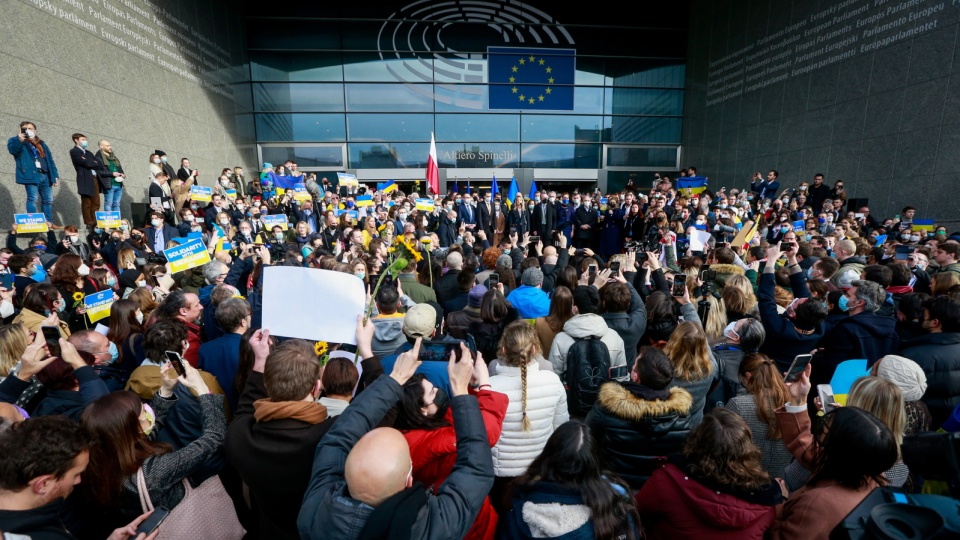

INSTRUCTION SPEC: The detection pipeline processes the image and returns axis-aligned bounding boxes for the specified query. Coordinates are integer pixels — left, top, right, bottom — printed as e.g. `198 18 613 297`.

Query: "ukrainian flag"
506 177 519 209
912 218 935 232
378 180 398 194
677 176 708 197
356 195 374 208
416 198 434 211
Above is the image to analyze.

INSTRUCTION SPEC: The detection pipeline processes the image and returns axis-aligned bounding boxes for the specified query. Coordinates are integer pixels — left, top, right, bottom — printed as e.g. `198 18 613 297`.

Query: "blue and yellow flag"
488 47 575 110
506 177 519 209
356 195 374 208
378 180 397 194
912 218 935 232
677 176 708 197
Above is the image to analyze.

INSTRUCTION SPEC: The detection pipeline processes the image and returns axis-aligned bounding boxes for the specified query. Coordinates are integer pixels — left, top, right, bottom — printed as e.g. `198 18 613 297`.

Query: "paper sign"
355 195 373 208
261 214 289 231
337 172 359 187
14 213 48 234
163 238 211 273
190 186 212 202
293 183 311 202
225 189 238 198
792 220 805 233
689 230 712 252
84 290 114 323
732 220 759 249
262 267 364 344
95 211 121 229
416 198 434 211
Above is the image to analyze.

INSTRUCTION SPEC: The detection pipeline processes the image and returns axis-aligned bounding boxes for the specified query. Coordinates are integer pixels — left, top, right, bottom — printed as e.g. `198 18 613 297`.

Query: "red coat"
403 389 509 540
635 463 777 540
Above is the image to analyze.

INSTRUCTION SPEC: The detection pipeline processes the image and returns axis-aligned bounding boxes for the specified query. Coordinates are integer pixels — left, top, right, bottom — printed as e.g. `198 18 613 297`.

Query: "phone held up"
671 274 687 297
164 350 186 377
784 354 813 383
41 326 61 358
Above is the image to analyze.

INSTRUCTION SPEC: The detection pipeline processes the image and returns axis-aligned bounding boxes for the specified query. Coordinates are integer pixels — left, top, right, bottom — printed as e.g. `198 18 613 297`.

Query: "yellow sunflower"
72 292 84 302
314 341 329 357
420 236 432 244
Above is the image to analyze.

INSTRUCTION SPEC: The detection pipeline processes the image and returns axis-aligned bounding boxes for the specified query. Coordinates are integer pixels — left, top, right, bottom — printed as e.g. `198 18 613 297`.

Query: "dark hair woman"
535 286 574 353
106 299 146 381
13 283 72 336
636 409 782 539
503 421 641 540
768 365 899 539
50 252 99 332
81 363 225 532
395 365 509 540
468 286 520 362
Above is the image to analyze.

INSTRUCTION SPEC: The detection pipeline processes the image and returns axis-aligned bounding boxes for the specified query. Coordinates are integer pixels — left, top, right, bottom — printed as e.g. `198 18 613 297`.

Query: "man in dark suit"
69 133 102 228
476 191 495 240
177 157 198 184
573 196 598 249
531 193 556 239
457 195 476 232
204 194 228 232
144 211 179 253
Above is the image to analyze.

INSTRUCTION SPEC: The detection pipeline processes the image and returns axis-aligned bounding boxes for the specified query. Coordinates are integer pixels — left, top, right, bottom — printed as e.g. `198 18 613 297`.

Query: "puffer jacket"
584 382 693 488
709 263 745 290
899 331 960 427
506 285 551 319
635 459 780 540
488 362 569 477
547 314 627 375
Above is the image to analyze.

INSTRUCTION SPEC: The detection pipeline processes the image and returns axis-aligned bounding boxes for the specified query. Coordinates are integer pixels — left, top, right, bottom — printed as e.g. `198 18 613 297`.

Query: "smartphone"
0 273 13 291
610 261 621 274
41 326 61 358
700 269 716 283
529 236 540 245
164 350 186 377
817 384 837 413
133 507 170 538
465 333 478 358
488 273 499 288
609 365 628 380
672 274 687 296
418 340 465 362
588 265 597 278
895 245 916 260
784 354 813 383
509 227 517 234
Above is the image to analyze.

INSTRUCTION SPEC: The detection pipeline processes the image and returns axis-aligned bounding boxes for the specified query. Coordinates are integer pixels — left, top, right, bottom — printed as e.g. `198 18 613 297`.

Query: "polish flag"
426 132 440 196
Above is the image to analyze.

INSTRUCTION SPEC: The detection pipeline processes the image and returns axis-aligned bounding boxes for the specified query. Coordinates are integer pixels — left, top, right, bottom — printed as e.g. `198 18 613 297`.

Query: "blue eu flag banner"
488 47 575 110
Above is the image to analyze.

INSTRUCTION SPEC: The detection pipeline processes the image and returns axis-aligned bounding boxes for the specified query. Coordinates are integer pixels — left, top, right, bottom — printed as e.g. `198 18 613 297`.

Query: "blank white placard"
261 267 365 344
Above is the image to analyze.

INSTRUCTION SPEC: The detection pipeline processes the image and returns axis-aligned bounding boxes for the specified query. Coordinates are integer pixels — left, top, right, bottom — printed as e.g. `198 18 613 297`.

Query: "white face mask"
183 214 195 222
136 310 144 324
153 158 161 164
24 129 36 139
78 264 90 276
151 219 162 227
723 321 739 340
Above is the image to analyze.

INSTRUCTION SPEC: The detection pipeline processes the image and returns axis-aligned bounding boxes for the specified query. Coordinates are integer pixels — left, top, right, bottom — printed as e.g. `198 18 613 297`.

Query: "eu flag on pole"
488 47 575 111
490 175 499 198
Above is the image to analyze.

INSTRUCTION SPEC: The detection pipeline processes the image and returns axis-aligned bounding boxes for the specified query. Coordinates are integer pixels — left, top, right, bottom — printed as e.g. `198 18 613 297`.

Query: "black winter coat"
585 382 693 489
899 332 960 427
811 311 898 391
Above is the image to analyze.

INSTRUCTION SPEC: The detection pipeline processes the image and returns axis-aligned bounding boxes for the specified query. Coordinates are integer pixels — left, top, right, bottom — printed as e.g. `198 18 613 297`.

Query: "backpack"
565 335 611 417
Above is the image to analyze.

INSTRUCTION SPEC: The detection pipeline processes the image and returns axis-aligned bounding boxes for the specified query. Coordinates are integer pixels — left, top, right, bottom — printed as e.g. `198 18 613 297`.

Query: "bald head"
542 246 557 258
344 428 412 506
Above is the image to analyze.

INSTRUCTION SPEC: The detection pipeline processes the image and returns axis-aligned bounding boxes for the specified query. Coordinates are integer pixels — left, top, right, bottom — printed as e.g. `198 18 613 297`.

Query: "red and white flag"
426 132 439 196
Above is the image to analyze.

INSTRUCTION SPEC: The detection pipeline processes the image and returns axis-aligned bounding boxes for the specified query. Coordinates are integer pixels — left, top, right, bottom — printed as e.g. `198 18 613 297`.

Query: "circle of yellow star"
508 76 515 83
539 58 545 65
548 77 554 84
528 97 534 104
546 67 552 73
546 87 552 94
538 95 544 101
511 87 517 93
511 66 518 72
519 58 525 65
518 94 525 101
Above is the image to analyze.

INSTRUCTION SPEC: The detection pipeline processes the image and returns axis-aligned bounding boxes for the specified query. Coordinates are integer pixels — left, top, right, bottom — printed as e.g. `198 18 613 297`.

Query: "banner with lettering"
84 290 114 324
163 238 211 273
190 186 212 202
95 211 122 229
14 214 48 234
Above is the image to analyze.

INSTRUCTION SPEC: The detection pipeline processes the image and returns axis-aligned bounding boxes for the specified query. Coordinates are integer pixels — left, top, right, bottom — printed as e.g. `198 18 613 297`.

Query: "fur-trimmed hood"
711 263 745 277
596 382 693 420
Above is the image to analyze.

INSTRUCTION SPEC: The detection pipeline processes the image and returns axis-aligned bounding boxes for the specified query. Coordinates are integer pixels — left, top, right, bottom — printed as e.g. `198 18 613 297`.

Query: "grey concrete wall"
1 0 255 229
683 0 960 221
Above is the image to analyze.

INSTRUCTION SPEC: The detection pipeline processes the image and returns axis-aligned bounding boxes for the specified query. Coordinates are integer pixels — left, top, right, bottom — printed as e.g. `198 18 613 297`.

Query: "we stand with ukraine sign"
163 238 211 273
84 290 114 324
14 214 48 234
95 211 121 229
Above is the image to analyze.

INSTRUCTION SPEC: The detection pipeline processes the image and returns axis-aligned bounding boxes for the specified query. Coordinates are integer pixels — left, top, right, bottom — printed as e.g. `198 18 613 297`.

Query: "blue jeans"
24 179 54 222
104 185 123 213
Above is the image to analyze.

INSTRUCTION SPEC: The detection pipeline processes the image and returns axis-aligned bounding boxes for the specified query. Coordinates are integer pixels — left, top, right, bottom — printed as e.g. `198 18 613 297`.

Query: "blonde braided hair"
500 320 539 432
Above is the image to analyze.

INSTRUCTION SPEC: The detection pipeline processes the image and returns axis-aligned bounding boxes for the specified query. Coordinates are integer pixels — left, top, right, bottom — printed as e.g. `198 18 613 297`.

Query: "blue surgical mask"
838 295 850 312
94 227 103 234
32 244 46 251
107 341 119 364
562 198 569 204
58 299 66 312
33 265 47 282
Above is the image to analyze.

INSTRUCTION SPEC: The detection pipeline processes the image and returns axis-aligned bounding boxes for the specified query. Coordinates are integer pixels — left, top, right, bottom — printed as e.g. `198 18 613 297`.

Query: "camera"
146 254 167 264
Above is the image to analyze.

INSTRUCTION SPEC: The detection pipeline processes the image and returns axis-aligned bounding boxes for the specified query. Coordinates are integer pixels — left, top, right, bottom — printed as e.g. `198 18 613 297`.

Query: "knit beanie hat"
496 254 512 268
876 355 927 402
521 267 544 287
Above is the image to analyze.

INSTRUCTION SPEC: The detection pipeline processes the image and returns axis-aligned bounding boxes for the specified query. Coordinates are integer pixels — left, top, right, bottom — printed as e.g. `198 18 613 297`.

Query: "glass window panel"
261 146 344 168
347 114 433 142
348 143 429 168
606 59 686 88
345 84 435 112
520 87 605 115
435 143 519 168
433 85 490 112
609 117 682 144
250 52 344 82
343 52 433 82
609 88 683 116
255 114 346 142
246 20 342 50
253 83 345 112
521 143 600 168
521 116 604 143
435 114 519 142
606 147 678 168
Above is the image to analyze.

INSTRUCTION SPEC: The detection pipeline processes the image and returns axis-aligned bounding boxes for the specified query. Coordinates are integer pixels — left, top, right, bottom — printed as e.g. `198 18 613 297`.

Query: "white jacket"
547 313 627 375
488 362 569 477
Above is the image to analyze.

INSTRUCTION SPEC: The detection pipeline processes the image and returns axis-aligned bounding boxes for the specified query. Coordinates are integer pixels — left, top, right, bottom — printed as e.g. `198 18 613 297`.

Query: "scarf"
621 381 672 402
357 482 428 540
253 399 328 424
27 137 46 159
101 149 121 171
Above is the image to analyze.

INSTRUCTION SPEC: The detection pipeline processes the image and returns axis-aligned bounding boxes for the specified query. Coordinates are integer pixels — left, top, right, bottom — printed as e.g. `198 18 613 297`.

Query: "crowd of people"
1 121 958 539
